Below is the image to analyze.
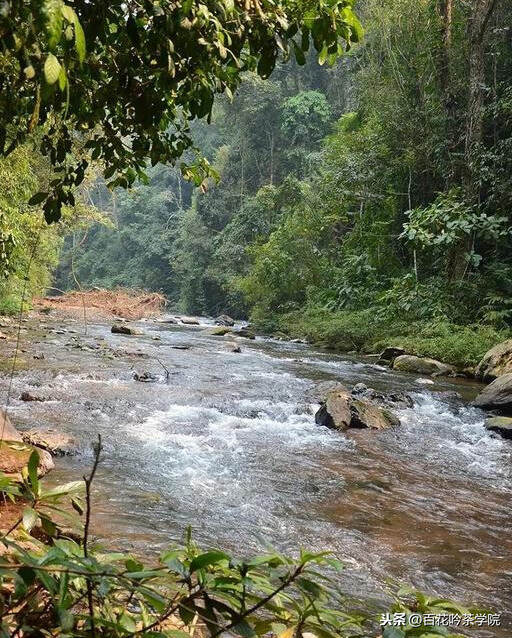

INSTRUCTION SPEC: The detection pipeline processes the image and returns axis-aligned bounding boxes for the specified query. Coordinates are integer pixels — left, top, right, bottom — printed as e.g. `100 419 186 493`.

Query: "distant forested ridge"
57 0 512 358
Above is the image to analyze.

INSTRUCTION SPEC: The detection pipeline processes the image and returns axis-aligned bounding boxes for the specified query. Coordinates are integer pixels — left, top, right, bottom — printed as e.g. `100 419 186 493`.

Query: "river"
2 314 511 636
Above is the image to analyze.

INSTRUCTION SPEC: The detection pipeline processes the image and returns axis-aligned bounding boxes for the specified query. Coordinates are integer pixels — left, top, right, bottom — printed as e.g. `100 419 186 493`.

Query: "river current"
2 315 511 636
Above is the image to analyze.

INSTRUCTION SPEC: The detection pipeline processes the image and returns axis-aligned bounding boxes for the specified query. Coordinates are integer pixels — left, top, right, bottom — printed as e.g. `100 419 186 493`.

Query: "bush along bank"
0 439 487 638
254 308 510 374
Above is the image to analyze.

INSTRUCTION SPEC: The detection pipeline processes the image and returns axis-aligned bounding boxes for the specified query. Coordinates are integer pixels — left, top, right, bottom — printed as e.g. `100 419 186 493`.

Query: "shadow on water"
2 315 511 636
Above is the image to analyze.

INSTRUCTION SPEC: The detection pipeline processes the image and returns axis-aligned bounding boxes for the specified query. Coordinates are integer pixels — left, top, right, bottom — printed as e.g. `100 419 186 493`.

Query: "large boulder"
215 314 235 327
305 380 344 404
475 339 512 382
473 373 512 414
315 386 351 429
314 385 399 431
0 410 23 442
0 441 54 478
393 354 454 377
22 428 78 456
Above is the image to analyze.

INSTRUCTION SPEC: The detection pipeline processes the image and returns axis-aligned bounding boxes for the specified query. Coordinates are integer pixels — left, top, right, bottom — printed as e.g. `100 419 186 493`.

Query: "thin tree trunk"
449 0 497 280
464 0 497 195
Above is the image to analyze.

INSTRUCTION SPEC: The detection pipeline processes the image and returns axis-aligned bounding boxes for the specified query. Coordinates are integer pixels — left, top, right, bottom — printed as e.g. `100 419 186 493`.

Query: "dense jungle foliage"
53 0 512 366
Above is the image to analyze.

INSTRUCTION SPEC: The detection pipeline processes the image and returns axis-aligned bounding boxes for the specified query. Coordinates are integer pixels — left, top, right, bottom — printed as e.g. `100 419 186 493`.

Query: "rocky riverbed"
1 310 511 636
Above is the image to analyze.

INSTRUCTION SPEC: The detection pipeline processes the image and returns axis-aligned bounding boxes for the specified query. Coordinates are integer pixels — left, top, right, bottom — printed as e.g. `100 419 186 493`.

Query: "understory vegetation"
52 0 512 368
0 447 480 638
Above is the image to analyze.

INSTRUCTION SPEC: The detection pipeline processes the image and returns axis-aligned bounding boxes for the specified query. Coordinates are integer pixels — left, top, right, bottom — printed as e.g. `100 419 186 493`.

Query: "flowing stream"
2 315 511 636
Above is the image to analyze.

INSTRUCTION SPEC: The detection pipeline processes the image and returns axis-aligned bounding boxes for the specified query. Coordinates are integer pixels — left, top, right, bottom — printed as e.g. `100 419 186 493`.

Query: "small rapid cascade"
2 317 511 635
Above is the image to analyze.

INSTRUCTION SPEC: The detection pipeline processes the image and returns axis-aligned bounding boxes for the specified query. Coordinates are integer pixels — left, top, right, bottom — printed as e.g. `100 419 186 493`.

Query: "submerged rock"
180 316 200 325
215 314 235 327
415 377 435 385
133 371 159 383
226 342 241 353
111 324 143 336
22 428 78 456
473 373 512 414
20 391 47 402
204 326 233 336
393 354 454 377
485 416 512 439
314 385 400 431
475 339 512 382
233 328 256 339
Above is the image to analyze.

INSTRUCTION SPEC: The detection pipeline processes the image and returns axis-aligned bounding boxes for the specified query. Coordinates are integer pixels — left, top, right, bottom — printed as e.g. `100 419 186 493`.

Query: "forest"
49 0 512 368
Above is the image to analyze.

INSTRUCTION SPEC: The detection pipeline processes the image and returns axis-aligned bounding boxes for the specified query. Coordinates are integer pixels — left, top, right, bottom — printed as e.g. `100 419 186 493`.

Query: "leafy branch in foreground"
0 443 364 638
0 0 362 222
0 443 480 638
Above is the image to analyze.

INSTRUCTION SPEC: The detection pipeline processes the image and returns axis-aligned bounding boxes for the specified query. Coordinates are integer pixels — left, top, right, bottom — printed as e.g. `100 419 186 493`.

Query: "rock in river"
379 346 406 362
475 339 512 382
393 354 454 377
215 314 235 327
204 326 233 336
180 316 200 325
111 324 143 336
20 391 47 402
314 385 400 431
233 328 256 339
485 417 512 440
473 373 512 414
351 382 414 409
22 428 78 456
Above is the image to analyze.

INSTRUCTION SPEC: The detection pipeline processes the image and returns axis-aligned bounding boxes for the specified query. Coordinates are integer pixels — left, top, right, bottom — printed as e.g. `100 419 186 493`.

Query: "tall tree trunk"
438 0 454 102
449 0 498 280
464 0 498 196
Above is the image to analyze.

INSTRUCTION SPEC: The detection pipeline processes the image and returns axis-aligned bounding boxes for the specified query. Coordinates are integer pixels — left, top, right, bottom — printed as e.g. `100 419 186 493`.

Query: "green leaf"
118 612 136 632
74 19 86 63
61 5 75 22
41 480 84 499
232 619 256 637
28 192 48 205
27 450 40 495
40 515 57 536
45 0 63 49
44 53 62 85
292 41 305 65
318 43 328 66
189 550 230 573
58 65 67 90
22 507 39 532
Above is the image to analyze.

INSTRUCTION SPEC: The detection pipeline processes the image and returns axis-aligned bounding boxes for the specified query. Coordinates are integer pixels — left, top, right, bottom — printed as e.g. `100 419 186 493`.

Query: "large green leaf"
43 53 62 85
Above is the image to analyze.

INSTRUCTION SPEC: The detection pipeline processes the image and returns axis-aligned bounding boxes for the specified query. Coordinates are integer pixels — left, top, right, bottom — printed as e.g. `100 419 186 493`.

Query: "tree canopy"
0 0 362 222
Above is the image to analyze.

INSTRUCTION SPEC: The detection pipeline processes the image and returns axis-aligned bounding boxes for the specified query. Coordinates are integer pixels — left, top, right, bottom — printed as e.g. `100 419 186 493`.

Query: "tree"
0 0 362 222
